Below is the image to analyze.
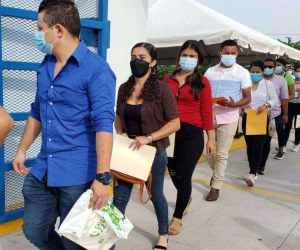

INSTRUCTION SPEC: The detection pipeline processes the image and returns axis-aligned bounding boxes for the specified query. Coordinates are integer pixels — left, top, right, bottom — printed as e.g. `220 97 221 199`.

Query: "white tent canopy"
147 0 300 64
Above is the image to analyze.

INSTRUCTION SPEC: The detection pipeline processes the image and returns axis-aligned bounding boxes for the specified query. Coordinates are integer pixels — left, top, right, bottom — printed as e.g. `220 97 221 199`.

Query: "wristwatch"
96 172 113 185
145 134 153 144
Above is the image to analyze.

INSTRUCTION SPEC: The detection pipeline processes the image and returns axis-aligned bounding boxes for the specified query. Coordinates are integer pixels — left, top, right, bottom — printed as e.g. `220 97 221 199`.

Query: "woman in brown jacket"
114 42 180 250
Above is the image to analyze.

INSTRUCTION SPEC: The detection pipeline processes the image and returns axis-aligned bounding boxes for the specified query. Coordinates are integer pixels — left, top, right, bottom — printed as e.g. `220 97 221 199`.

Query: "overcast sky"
149 0 300 43
196 0 300 43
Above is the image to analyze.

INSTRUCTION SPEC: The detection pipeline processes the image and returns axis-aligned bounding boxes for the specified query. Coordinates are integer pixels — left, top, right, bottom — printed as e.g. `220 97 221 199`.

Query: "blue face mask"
295 72 300 79
264 68 274 76
179 57 198 72
250 73 262 82
287 71 293 75
275 66 283 75
221 55 236 67
34 26 59 54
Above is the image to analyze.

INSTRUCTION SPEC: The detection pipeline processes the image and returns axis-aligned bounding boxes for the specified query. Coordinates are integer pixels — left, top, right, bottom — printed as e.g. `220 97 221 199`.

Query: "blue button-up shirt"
29 41 116 187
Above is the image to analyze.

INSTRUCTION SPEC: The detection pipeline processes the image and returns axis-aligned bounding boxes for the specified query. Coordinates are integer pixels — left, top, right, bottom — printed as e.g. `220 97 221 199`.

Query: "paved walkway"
1 133 300 250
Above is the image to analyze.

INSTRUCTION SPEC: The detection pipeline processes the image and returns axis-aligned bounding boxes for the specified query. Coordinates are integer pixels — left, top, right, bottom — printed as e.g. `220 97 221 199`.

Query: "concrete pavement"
1 133 300 250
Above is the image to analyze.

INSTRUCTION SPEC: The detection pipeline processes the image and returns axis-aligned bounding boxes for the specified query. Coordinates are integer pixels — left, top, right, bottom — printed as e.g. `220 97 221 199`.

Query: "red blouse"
163 74 213 130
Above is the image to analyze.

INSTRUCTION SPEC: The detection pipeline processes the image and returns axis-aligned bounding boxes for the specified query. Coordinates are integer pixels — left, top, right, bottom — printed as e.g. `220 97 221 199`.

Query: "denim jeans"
113 150 168 235
260 115 285 170
22 172 93 250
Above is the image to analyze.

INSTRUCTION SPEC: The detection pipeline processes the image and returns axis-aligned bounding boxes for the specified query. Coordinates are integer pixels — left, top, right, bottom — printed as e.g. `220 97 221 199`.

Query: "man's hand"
217 96 236 108
89 180 110 211
129 136 149 151
282 114 288 124
13 150 28 175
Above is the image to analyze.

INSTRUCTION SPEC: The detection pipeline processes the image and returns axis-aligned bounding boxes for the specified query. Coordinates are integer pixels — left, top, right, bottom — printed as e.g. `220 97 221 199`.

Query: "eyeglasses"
264 66 274 69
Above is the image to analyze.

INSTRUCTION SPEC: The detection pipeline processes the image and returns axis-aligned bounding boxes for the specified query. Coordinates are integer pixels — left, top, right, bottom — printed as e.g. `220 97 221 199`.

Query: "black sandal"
153 246 167 250
154 239 168 250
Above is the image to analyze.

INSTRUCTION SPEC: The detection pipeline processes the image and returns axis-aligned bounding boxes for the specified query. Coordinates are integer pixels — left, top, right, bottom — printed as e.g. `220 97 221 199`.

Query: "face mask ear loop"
51 37 60 45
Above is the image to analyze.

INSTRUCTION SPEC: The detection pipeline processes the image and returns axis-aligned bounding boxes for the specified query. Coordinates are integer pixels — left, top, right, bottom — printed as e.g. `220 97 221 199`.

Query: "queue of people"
0 1 298 249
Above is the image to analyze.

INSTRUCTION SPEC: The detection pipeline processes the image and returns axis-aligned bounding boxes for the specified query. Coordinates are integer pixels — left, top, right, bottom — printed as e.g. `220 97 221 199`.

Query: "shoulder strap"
164 73 172 84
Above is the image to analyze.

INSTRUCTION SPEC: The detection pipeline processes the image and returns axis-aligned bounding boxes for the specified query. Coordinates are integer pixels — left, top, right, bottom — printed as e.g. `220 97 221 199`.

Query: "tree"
278 37 300 67
278 37 300 51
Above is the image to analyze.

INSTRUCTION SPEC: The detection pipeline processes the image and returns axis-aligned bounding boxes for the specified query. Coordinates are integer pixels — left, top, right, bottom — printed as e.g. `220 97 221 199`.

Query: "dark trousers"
22 172 92 250
242 114 268 175
260 115 285 170
284 102 300 146
167 123 204 219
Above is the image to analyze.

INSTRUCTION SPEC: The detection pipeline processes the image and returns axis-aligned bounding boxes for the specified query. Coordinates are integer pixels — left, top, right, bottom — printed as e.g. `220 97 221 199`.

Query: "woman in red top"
163 40 214 235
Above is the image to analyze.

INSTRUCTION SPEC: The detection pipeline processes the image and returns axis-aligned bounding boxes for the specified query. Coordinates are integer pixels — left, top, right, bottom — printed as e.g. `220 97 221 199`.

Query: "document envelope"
246 110 268 135
111 135 157 181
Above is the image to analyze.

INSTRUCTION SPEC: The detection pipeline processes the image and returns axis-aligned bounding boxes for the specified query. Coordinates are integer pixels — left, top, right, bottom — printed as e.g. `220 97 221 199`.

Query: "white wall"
107 0 149 90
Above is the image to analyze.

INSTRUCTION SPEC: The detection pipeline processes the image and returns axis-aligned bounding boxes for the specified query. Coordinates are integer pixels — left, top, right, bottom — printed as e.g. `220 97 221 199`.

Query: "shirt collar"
70 40 88 67
218 62 236 71
45 40 88 67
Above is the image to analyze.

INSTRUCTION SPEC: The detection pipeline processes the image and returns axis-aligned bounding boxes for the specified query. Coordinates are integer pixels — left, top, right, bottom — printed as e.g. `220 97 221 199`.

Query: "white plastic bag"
58 189 134 250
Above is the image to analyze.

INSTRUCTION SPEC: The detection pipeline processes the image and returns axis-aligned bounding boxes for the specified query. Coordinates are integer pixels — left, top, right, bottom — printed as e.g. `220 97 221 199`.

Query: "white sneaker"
246 174 256 187
245 174 258 181
275 146 286 153
292 145 299 152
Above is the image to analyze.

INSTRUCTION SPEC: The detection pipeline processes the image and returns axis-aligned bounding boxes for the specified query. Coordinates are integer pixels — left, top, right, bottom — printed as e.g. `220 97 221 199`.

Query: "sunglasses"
264 66 274 69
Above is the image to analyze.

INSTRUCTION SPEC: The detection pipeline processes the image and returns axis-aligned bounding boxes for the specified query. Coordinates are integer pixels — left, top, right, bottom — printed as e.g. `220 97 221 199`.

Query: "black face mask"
130 59 150 78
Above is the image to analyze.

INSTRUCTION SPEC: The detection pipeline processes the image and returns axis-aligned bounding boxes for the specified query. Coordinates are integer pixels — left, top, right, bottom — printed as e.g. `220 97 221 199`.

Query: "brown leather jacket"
116 81 179 153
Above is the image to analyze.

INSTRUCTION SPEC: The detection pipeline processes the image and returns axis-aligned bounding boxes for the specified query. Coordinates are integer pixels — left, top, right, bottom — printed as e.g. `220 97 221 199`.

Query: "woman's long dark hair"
119 43 161 103
173 40 205 100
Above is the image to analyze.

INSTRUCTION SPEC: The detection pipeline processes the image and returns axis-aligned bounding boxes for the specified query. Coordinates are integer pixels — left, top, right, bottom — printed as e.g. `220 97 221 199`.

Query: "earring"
151 67 156 75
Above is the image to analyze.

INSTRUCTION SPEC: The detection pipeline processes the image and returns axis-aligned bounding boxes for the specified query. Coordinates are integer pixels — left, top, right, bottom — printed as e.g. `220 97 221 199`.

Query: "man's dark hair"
276 58 287 66
250 60 265 71
220 39 238 50
38 0 81 38
264 58 276 67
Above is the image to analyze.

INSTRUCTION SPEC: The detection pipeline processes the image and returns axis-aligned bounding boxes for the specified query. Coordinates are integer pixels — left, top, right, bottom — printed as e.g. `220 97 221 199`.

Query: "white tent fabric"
147 0 300 62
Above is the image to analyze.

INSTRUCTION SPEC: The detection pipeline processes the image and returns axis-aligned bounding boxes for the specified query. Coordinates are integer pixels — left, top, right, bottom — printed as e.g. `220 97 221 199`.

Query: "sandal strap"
171 218 182 225
169 225 181 232
154 245 167 250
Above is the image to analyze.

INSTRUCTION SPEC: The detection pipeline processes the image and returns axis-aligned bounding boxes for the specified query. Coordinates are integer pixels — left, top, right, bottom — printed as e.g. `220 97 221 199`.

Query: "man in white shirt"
204 40 251 201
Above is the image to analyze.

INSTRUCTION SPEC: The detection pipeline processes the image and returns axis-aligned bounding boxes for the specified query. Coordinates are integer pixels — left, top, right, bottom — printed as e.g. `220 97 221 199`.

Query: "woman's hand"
257 104 267 114
243 105 252 110
206 140 215 157
129 136 149 151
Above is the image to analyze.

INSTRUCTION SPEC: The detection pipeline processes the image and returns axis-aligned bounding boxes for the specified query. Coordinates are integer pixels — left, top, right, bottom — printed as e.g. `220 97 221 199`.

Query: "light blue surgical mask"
221 54 236 67
275 66 283 75
179 57 198 72
250 73 262 82
295 72 300 79
287 71 293 75
264 68 274 76
34 25 59 54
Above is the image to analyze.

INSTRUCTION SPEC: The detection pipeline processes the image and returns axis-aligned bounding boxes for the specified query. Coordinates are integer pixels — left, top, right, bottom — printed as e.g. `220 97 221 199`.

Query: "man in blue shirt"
12 1 116 249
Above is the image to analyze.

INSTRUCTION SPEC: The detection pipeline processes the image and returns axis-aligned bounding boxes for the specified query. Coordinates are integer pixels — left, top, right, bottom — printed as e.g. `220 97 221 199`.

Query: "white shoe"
275 146 286 153
245 174 257 181
246 174 256 187
292 145 299 152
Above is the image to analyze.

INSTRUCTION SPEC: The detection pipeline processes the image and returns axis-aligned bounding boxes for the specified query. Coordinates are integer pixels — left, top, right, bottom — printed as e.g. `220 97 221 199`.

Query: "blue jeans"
113 150 168 235
22 172 93 250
